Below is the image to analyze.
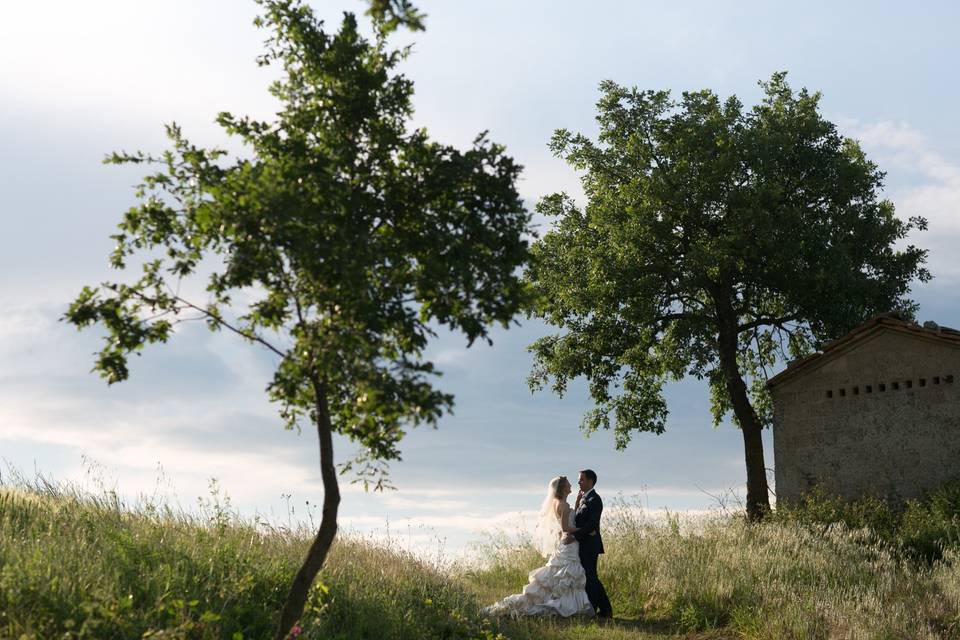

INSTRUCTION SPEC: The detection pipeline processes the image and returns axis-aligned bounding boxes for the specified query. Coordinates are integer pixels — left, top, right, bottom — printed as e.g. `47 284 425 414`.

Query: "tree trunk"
716 304 771 522
274 378 341 640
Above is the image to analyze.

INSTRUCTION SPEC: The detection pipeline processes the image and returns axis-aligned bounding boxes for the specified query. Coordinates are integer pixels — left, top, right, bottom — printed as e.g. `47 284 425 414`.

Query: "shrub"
776 481 960 562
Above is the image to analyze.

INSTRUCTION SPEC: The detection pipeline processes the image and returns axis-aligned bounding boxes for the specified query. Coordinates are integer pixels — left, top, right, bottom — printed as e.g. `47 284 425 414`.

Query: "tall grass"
468 500 960 639
0 471 498 640
6 470 960 639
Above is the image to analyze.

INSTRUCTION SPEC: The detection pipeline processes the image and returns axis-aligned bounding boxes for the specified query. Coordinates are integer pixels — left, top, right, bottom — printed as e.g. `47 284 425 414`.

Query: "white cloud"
430 348 471 367
0 1 279 135
851 120 927 153
342 509 539 533
381 484 549 498
844 119 960 282
0 305 57 340
0 298 764 557
337 502 731 564
0 300 331 516
344 488 736 535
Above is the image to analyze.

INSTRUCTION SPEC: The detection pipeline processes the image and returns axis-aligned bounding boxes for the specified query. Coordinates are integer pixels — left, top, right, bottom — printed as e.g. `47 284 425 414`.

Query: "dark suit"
573 489 612 617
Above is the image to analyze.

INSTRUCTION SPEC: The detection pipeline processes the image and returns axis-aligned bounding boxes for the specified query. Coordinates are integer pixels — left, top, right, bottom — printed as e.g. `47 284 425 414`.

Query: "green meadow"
4 474 960 639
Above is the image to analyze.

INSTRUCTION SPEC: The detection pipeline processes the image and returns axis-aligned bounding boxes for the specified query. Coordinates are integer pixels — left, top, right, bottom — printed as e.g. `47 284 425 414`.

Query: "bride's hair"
551 475 568 498
533 476 568 557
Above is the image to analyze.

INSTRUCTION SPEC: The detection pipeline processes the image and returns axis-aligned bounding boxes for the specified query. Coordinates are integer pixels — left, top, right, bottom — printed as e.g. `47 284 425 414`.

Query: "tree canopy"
527 73 929 519
65 1 530 635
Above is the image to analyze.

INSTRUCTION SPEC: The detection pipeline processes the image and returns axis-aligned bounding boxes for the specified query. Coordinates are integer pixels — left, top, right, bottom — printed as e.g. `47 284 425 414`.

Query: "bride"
483 475 595 617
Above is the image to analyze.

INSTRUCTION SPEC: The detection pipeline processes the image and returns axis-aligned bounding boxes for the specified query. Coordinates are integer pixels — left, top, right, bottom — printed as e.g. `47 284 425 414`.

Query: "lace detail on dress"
482 510 595 618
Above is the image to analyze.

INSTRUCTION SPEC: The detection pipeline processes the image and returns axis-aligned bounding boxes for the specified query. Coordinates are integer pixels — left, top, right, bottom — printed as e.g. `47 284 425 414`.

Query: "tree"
64 2 530 637
526 73 929 521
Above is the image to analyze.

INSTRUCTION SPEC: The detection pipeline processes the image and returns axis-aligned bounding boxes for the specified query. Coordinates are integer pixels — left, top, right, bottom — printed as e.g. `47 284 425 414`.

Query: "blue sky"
2 0 959 555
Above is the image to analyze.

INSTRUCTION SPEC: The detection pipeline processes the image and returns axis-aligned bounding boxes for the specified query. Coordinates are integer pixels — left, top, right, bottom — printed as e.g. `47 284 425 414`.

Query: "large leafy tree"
527 73 929 521
64 1 530 637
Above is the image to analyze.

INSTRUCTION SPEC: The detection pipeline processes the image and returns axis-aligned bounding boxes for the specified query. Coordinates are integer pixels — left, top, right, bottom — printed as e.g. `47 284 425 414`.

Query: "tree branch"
124 287 287 359
737 315 796 334
654 311 702 324
174 295 288 358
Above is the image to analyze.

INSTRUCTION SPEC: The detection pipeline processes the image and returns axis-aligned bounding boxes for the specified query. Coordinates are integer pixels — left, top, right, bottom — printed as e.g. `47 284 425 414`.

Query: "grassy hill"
3 477 960 639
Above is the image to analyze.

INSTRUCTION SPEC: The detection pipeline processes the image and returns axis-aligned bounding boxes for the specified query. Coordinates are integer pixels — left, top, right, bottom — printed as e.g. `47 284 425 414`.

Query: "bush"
776 481 960 561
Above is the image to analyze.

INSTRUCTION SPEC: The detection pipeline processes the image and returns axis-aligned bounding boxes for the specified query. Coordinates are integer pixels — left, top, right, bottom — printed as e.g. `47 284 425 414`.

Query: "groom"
570 469 613 618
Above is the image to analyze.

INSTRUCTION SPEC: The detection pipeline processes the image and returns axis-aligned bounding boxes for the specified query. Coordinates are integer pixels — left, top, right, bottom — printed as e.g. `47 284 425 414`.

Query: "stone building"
768 314 960 504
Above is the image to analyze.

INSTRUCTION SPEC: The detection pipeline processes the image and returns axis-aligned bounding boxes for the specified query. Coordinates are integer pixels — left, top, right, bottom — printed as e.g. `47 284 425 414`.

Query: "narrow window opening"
866 385 873 393
948 375 955 384
934 376 941 385
839 388 846 397
853 386 860 395
826 390 833 399
892 382 900 391
920 378 927 387
906 380 913 389
879 383 886 392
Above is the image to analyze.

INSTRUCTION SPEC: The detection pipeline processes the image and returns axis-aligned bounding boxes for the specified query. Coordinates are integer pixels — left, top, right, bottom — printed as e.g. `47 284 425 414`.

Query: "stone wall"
772 330 960 504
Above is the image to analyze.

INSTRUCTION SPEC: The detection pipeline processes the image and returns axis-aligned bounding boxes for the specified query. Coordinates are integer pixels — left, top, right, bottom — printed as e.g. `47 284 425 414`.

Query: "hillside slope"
3 481 960 639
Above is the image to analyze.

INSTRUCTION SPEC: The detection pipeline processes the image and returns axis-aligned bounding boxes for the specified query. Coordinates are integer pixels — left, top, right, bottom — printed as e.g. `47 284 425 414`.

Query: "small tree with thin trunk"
526 73 929 521
64 1 530 636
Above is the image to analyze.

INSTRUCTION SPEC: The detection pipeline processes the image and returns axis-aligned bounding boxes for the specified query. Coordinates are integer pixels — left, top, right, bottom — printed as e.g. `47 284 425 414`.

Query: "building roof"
766 313 960 389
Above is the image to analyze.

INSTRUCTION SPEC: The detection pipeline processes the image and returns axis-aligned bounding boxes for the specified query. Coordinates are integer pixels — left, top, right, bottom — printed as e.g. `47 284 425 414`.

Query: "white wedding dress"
483 509 595 618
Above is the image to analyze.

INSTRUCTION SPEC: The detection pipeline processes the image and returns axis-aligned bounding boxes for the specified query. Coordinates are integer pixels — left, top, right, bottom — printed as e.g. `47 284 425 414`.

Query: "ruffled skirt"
482 541 595 618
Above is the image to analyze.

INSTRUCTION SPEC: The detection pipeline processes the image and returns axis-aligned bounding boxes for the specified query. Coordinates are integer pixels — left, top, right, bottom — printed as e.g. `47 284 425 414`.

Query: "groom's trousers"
579 551 612 617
